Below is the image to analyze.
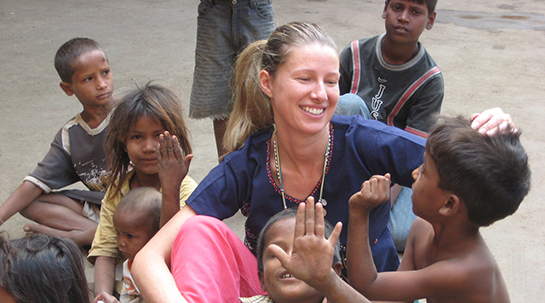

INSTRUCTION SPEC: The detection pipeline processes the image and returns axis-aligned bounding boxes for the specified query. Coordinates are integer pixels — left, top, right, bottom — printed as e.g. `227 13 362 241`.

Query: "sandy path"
1 0 543 301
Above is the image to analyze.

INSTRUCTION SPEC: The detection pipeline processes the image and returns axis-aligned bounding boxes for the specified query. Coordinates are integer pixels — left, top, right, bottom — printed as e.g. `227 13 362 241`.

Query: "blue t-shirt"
188 115 425 271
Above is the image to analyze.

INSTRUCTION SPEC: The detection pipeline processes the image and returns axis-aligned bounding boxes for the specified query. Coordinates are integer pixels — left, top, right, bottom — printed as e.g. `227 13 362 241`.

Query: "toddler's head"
256 207 342 303
113 187 162 260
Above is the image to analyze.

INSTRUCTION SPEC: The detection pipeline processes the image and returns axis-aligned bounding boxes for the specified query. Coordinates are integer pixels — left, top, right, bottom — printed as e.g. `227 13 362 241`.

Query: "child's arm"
0 181 43 225
157 132 193 226
348 175 474 302
347 174 392 296
93 256 117 299
269 198 371 303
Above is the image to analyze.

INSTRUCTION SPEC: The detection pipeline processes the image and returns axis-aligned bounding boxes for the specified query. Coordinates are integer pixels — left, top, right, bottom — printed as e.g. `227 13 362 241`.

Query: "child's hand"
156 131 193 192
349 174 391 215
93 292 119 303
268 197 342 291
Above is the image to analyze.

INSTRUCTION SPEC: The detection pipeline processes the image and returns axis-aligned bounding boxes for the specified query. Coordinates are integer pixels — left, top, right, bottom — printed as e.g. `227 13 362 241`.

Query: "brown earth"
1 0 544 301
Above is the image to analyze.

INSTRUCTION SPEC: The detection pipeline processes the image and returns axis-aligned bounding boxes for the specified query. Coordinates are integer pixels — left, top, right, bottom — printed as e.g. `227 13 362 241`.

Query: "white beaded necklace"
273 124 331 209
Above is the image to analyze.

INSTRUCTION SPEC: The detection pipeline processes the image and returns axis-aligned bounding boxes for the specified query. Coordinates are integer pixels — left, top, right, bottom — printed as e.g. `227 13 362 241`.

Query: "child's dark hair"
427 116 531 226
115 187 162 235
4 234 91 303
386 0 438 15
106 82 192 199
54 37 104 83
256 206 342 272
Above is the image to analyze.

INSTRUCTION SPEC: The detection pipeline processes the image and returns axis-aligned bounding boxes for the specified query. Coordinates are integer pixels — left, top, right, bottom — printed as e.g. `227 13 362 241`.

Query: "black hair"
54 37 104 83
256 206 342 272
427 116 531 226
3 234 91 303
386 0 438 15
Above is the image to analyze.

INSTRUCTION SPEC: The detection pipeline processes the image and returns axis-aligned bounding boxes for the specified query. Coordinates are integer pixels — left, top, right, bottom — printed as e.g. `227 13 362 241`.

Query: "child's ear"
59 82 74 96
258 271 267 292
439 194 460 216
426 12 437 30
260 70 273 99
382 0 388 19
332 263 343 276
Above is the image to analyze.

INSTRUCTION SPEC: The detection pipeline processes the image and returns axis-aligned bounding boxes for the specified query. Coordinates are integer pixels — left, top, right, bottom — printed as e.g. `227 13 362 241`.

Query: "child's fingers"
315 201 325 239
269 244 291 269
172 136 184 160
294 202 307 239
305 197 316 236
327 222 343 248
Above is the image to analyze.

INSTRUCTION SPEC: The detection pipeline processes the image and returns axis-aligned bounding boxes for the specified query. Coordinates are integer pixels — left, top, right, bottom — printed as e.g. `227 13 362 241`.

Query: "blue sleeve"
347 116 426 186
187 147 259 220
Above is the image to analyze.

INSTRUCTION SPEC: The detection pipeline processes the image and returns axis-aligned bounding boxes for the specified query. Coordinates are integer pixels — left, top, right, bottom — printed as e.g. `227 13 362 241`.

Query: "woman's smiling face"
260 43 340 136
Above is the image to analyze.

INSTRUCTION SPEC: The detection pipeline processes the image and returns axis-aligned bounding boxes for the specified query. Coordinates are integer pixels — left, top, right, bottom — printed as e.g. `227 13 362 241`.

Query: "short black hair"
427 116 531 226
256 206 342 272
54 37 104 83
386 0 438 15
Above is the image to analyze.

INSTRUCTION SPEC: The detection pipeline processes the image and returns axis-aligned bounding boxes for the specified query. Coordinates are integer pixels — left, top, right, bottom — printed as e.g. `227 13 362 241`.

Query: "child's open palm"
156 131 193 192
269 197 342 291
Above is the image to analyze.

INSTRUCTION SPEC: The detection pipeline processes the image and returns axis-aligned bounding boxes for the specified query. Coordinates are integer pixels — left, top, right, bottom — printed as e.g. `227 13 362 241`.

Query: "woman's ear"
260 70 273 99
439 194 461 216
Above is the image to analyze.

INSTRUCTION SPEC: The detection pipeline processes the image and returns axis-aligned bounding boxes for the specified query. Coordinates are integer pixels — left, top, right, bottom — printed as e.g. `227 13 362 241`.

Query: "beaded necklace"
273 124 332 209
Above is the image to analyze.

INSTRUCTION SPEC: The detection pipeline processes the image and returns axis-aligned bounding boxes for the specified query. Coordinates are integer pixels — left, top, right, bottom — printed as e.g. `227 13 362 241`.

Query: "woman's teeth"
302 106 324 115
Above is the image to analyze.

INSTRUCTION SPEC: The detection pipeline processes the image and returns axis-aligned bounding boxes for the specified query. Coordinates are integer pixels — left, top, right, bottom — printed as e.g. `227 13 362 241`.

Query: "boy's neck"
381 37 420 65
430 219 481 257
80 103 112 129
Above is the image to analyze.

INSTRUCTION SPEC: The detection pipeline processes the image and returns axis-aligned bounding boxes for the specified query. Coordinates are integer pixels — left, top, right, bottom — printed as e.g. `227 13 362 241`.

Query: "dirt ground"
1 0 544 301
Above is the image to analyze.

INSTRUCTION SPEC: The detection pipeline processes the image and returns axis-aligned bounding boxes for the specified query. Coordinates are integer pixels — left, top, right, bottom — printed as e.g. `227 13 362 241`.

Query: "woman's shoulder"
222 127 273 163
332 115 425 143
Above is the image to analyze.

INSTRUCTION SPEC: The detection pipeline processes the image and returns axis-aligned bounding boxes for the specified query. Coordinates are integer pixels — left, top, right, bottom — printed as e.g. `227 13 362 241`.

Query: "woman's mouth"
301 106 325 115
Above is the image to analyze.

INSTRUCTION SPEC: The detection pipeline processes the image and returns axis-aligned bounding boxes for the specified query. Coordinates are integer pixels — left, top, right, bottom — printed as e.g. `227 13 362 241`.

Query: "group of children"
0 0 533 303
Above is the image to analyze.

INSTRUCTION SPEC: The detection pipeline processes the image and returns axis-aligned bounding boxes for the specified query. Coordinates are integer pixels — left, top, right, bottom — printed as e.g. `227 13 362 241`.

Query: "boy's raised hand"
349 174 391 216
268 197 342 291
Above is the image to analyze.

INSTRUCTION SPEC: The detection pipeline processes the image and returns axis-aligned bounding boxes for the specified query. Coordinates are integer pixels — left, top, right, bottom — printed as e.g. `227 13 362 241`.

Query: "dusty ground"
1 0 544 301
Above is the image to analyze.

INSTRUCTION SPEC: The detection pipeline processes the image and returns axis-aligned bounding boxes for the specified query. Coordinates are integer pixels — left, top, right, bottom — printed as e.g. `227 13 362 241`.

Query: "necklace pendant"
319 198 327 207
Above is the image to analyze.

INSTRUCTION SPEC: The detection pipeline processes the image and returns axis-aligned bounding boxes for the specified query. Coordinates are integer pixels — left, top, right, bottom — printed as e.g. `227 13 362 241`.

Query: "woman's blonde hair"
223 21 337 157
106 82 192 199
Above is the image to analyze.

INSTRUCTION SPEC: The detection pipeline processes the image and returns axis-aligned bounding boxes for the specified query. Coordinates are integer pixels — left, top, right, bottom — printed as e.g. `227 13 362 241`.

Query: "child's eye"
84 77 93 82
131 135 142 140
103 69 110 75
127 234 134 239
